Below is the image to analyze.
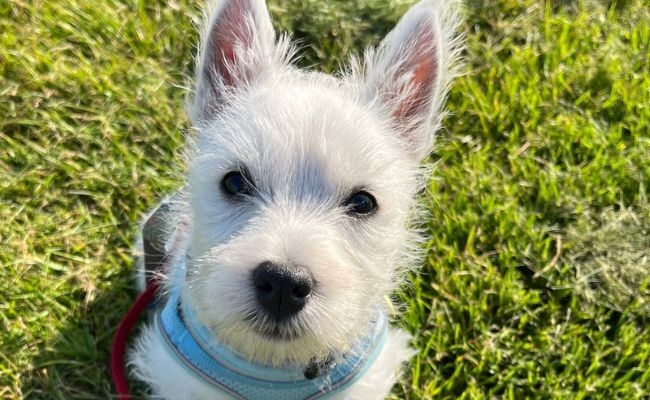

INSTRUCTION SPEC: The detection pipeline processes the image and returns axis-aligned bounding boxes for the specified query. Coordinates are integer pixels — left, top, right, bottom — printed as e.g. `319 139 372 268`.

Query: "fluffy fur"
130 0 462 398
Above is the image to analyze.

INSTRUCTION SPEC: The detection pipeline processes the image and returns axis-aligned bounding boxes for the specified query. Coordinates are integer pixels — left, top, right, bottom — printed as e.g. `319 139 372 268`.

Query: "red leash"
111 194 185 398
110 279 160 399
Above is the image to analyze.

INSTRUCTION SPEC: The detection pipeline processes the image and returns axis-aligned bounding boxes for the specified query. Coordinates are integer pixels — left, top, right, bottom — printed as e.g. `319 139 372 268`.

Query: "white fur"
130 0 462 398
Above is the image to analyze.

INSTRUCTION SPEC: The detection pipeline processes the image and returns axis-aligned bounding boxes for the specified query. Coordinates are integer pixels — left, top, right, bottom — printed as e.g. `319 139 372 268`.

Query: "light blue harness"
154 263 388 399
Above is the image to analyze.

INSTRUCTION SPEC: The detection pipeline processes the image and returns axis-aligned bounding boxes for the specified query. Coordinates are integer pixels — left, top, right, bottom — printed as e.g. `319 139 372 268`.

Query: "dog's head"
181 0 460 366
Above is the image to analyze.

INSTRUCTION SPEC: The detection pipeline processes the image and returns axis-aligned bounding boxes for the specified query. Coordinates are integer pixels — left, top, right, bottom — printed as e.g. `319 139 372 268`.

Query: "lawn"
1 0 649 398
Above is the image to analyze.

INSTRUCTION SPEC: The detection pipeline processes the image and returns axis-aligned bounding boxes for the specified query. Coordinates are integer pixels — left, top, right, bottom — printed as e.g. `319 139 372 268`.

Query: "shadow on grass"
21 264 149 399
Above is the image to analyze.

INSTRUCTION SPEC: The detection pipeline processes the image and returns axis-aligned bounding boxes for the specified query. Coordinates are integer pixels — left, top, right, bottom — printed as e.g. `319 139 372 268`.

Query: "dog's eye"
221 171 252 197
344 191 377 216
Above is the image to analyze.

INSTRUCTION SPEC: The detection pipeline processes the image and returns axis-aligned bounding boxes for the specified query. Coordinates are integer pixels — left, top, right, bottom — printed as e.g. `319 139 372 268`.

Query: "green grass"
1 0 649 398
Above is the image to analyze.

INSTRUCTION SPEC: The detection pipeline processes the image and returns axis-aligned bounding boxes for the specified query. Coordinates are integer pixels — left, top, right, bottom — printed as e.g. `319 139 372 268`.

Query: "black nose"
252 262 313 319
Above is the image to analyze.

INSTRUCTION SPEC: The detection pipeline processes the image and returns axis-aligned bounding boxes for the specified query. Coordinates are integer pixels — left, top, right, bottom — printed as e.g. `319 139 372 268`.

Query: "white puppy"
129 0 462 398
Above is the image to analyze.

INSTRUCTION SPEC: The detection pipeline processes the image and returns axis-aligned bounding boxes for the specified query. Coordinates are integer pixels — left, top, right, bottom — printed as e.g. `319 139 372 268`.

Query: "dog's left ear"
363 1 460 161
192 0 275 121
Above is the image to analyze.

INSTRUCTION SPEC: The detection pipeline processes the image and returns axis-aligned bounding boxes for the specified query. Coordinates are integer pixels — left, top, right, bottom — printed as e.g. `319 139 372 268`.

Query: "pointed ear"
364 2 458 161
192 0 275 121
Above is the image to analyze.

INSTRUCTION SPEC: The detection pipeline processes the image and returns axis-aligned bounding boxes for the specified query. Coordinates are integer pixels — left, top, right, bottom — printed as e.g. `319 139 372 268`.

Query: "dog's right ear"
191 0 275 121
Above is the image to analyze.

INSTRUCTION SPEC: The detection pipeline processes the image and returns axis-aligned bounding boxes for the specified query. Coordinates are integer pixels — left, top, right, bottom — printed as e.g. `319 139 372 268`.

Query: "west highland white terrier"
129 0 462 398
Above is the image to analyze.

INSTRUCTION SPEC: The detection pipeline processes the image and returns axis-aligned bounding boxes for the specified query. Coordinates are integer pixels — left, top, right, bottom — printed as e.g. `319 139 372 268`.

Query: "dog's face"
186 79 419 365
181 0 458 366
